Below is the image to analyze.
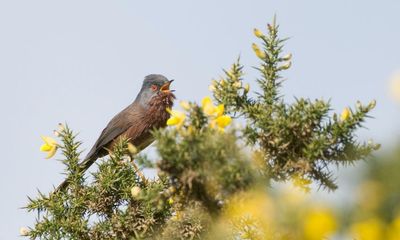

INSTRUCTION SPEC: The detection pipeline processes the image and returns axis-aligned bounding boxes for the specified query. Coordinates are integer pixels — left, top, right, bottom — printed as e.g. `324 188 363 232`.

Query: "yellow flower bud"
131 186 141 198
341 107 351 121
179 101 191 110
267 23 273 32
220 79 226 86
252 43 266 59
227 70 235 79
208 84 216 92
233 81 242 88
282 53 292 61
19 227 30 236
209 80 218 91
356 101 362 110
244 83 250 93
280 61 292 70
373 143 381 150
168 186 176 194
253 28 264 38
366 140 373 146
57 123 65 133
368 99 376 109
389 72 400 103
168 198 174 205
127 143 137 154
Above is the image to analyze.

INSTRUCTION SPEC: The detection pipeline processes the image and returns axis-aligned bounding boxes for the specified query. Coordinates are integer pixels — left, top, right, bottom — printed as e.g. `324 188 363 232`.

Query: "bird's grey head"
135 74 174 107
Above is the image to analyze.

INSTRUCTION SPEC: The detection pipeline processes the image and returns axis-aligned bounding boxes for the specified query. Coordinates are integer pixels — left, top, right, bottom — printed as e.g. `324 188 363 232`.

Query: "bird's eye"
151 85 158 91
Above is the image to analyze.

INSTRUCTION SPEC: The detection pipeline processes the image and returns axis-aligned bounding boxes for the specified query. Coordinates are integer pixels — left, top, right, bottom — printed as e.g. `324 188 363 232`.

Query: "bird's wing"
85 108 135 160
56 114 134 192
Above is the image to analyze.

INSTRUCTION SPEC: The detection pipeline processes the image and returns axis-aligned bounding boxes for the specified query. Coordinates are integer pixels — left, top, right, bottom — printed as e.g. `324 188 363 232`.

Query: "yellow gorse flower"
201 96 216 116
215 104 224 117
215 115 232 130
202 96 225 116
350 217 384 240
388 215 400 240
252 43 266 59
303 207 337 240
40 136 58 159
222 190 275 237
166 108 186 127
201 96 232 131
341 107 351 121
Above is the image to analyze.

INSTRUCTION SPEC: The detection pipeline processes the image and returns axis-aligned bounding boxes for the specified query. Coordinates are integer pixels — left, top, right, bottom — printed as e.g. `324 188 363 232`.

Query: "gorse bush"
24 19 378 239
211 19 378 190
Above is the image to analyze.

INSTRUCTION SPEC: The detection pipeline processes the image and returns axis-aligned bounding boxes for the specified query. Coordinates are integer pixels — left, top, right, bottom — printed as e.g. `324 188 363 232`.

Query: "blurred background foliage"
23 19 400 240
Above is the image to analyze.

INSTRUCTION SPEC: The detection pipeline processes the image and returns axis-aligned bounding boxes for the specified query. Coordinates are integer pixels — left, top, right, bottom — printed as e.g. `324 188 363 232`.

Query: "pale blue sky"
1 1 400 238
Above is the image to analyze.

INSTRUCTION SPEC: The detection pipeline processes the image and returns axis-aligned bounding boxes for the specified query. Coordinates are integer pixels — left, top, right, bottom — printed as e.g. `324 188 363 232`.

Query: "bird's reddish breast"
123 92 174 150
147 91 175 128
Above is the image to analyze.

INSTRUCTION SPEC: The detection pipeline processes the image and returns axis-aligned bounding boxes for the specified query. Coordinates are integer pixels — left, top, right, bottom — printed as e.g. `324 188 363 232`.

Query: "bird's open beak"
160 80 174 93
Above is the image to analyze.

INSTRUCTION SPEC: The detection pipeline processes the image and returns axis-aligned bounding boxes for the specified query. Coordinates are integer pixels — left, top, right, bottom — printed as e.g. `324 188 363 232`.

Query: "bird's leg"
128 155 148 186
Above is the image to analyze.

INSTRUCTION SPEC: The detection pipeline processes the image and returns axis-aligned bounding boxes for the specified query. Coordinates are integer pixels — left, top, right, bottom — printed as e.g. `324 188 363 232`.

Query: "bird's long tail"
54 156 96 193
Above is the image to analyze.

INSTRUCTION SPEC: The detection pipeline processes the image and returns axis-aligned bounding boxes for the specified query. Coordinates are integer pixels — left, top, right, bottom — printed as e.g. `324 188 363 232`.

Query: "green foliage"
25 19 378 239
328 144 400 240
350 145 400 223
27 126 170 239
211 18 379 190
155 105 255 214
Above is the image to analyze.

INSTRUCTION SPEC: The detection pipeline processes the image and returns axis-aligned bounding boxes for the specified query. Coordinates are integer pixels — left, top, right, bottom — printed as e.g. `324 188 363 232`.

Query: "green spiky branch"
26 126 172 239
211 19 379 190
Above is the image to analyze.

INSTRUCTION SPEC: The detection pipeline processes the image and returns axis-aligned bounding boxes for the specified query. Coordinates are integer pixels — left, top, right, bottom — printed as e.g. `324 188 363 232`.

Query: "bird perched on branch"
56 74 175 192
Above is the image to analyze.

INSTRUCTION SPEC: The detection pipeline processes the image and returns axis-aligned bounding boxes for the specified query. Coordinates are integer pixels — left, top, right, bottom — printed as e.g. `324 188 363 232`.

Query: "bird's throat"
146 92 175 128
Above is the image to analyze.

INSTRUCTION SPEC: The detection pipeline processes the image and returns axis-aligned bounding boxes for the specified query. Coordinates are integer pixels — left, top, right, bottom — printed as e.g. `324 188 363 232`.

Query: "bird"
55 74 175 192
